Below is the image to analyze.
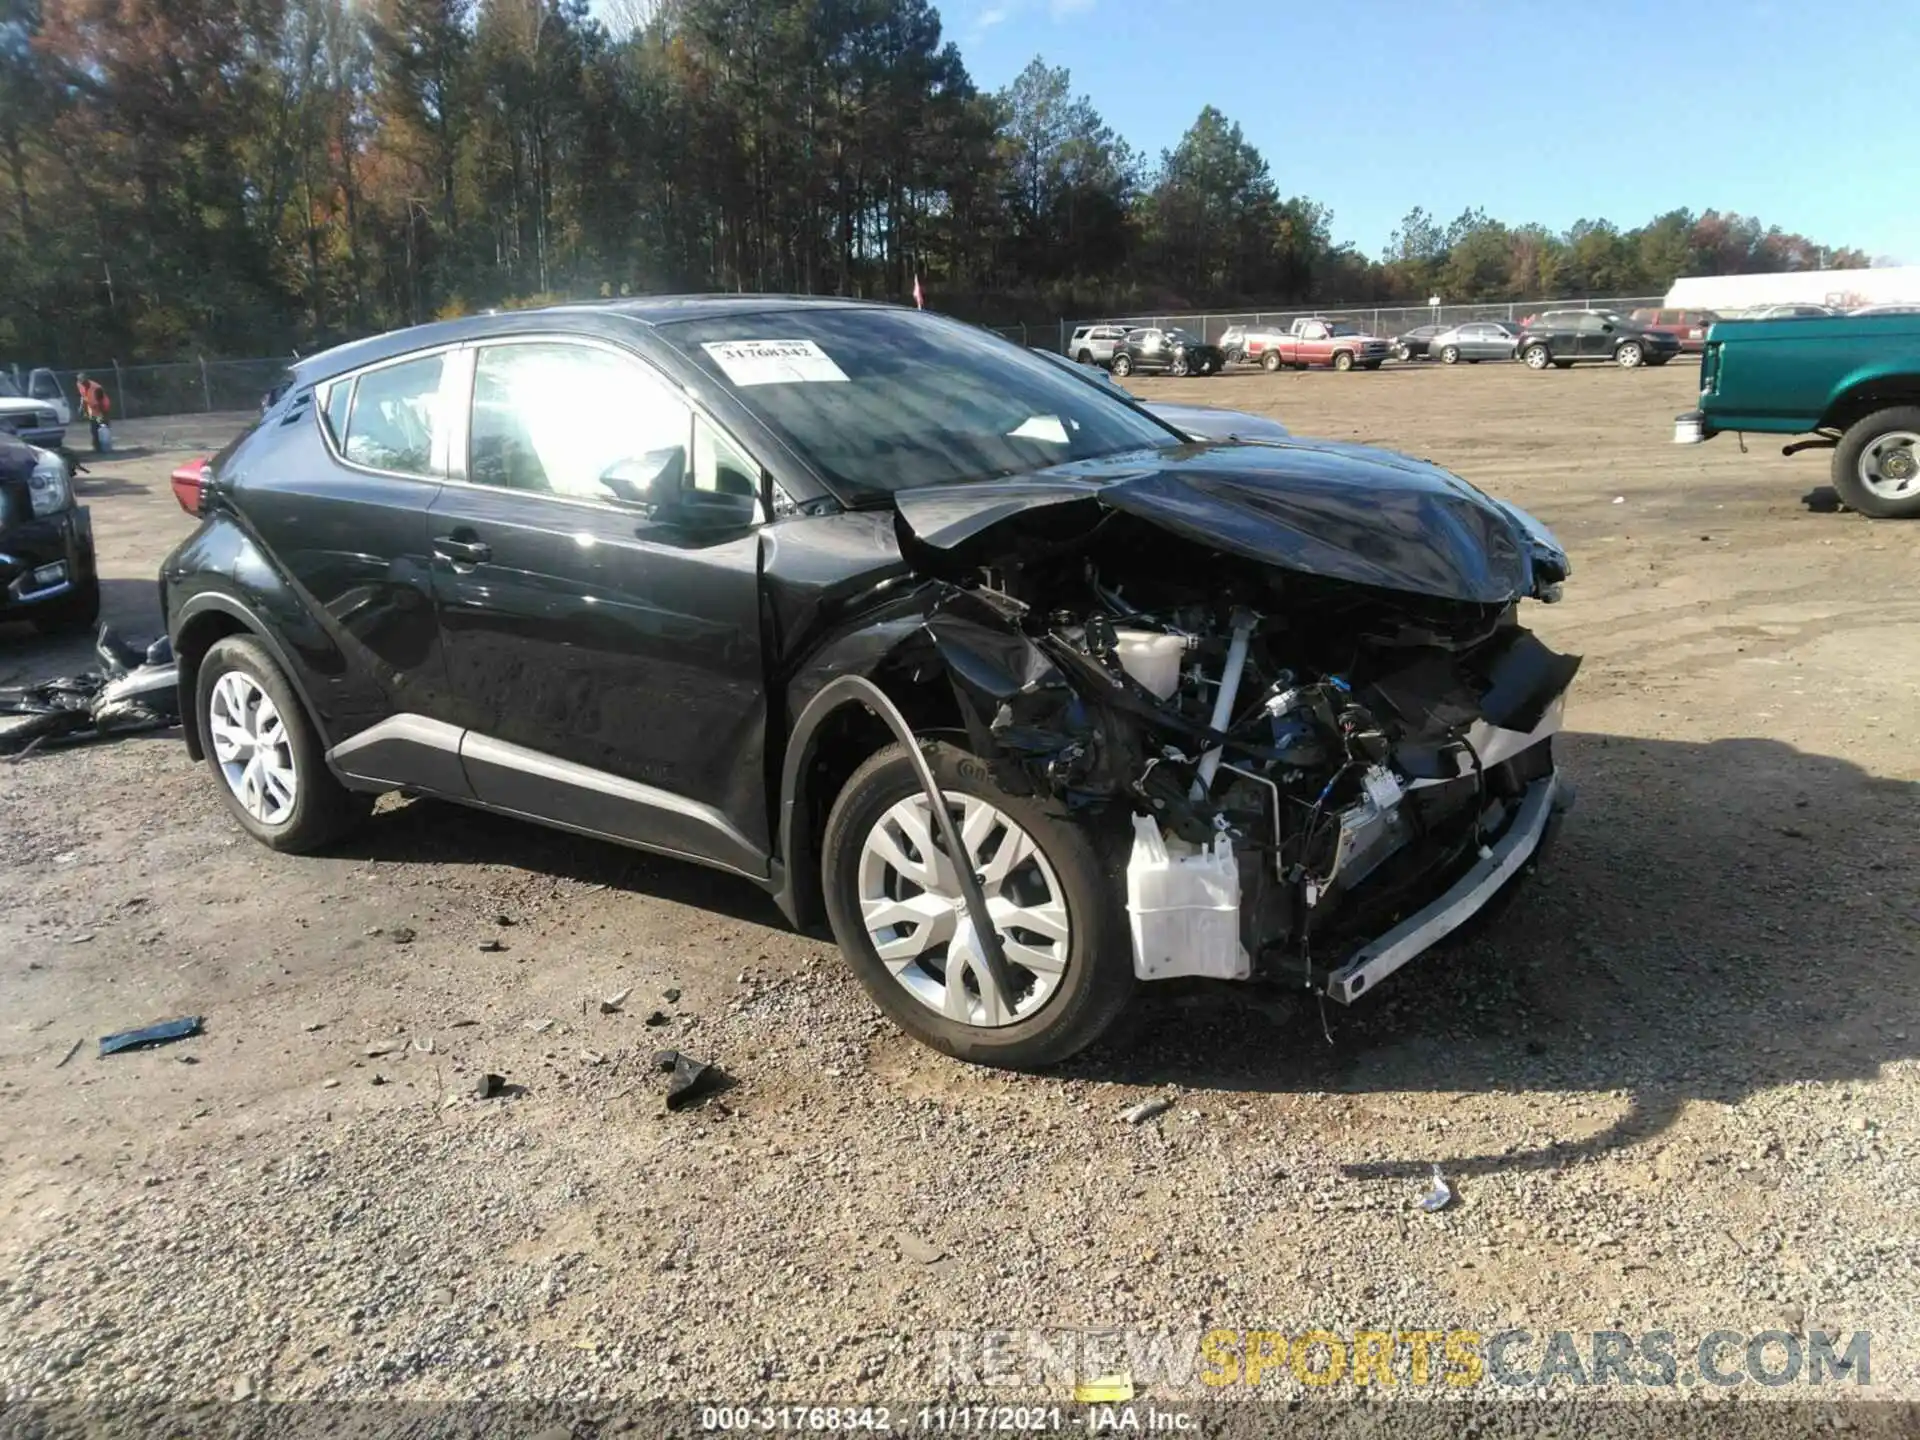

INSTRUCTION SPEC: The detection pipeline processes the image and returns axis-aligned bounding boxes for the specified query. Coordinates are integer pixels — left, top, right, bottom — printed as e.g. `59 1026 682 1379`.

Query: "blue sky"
944 0 1916 263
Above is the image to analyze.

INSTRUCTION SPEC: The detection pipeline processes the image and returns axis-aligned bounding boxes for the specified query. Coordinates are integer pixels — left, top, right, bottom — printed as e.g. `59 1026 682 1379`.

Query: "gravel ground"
1 365 1917 1422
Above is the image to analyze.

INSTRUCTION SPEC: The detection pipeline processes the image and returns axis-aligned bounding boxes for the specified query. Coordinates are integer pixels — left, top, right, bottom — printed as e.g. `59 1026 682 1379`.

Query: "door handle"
433 535 492 565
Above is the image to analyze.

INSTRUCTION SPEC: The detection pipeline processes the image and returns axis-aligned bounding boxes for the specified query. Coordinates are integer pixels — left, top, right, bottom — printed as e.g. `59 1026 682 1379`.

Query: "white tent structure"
1665 266 1920 312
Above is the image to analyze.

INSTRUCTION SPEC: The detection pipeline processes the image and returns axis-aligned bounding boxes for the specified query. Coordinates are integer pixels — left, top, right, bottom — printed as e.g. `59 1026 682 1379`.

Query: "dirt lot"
2 363 1918 1416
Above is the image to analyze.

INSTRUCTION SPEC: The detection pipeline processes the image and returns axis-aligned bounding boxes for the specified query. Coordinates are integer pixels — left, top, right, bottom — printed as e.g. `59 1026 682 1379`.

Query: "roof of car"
289 294 903 387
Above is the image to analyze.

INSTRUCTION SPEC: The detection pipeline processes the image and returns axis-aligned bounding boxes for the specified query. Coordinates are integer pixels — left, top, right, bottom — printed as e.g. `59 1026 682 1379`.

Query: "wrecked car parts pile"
891 438 1580 1053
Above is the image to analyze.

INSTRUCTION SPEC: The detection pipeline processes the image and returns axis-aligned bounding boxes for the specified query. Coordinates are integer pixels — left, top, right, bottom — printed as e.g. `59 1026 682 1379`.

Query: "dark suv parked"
161 297 1577 1069
1108 327 1224 377
1514 311 1679 370
1 438 98 632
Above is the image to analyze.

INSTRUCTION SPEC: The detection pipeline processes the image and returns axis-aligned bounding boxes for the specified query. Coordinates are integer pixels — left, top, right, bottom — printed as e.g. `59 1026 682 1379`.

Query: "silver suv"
1067 324 1127 367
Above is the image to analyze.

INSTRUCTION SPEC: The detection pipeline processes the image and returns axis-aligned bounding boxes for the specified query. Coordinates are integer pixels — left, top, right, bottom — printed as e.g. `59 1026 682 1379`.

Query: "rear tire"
821 742 1134 1070
1110 353 1132 377
1076 349 1093 365
196 635 371 853
1832 406 1920 519
1261 351 1282 373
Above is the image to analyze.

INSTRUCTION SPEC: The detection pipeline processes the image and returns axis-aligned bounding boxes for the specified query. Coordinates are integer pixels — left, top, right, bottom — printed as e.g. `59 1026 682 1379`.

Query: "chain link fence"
8 293 1667 419
1052 295 1667 351
5 357 298 423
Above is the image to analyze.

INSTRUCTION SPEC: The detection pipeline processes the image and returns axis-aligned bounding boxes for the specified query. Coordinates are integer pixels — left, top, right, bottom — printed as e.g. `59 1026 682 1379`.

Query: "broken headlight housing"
28 450 72 517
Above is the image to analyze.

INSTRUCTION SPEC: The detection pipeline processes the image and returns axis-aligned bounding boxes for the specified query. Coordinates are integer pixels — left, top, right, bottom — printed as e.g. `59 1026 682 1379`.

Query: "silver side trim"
458 731 759 865
329 713 466 764
1325 772 1561 1005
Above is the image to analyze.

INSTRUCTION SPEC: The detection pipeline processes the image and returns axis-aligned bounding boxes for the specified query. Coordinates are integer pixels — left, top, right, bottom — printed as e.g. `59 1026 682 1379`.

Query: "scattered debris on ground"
98 1016 203 1057
1123 1097 1174 1125
474 1073 507 1101
600 988 631 1015
0 626 179 754
1417 1164 1454 1213
653 1050 728 1110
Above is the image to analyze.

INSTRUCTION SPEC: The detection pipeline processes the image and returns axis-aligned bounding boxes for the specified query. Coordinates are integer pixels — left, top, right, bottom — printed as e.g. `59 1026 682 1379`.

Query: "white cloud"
974 2 1011 28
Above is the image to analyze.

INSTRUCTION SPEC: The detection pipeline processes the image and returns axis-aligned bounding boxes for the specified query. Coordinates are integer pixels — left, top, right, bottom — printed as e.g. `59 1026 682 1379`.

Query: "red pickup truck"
1229 317 1391 372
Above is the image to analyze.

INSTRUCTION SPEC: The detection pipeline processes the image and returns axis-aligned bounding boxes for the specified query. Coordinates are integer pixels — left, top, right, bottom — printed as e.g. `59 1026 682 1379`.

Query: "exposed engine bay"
916 507 1580 1000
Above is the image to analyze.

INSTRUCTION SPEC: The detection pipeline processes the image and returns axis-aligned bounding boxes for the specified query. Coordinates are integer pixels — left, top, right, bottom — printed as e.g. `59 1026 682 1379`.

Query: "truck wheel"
1523 344 1551 370
1332 351 1355 372
1440 345 1461 365
1833 407 1920 519
1261 351 1282 373
1110 353 1132 377
1615 341 1644 369
821 741 1133 1070
1391 343 1410 361
1169 353 1189 378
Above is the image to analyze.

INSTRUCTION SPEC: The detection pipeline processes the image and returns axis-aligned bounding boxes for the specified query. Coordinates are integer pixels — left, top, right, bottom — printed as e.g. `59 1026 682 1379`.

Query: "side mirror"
601 447 686 509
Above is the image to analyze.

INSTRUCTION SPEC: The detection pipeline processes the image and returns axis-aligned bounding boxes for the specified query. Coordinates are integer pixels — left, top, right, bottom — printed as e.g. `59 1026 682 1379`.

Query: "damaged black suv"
162 298 1578 1069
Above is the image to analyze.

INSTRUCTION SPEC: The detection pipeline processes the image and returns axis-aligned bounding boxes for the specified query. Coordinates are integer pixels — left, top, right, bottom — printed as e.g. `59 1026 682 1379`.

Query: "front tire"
1110 353 1132 377
1832 407 1920 519
1332 351 1355 372
1523 344 1551 370
1616 341 1644 369
196 635 370 852
1440 345 1461 365
1169 352 1189 378
821 741 1133 1069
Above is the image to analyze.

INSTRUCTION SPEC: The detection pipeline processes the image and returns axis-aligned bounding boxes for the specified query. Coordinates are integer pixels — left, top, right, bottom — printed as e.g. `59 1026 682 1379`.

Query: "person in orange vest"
76 373 112 452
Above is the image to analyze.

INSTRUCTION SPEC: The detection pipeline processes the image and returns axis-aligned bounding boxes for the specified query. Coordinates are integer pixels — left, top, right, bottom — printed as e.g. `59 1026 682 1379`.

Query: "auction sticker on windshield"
701 339 849 387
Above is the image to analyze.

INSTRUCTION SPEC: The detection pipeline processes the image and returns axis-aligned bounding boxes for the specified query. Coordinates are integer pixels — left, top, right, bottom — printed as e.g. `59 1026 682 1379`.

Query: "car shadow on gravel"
334 793 795 930
1067 729 1920 1179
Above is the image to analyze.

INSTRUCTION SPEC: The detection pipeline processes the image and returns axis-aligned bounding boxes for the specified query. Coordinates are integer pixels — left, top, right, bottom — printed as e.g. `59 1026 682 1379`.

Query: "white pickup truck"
0 368 70 448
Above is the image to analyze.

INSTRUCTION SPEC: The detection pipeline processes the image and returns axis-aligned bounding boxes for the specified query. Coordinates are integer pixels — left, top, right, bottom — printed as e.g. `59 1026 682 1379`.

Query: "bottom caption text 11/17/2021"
695 1405 1196 1433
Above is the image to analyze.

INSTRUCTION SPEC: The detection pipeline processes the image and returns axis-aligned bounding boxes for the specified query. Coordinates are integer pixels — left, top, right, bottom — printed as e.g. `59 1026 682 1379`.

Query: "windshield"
663 308 1183 501
1164 328 1200 345
1327 323 1362 336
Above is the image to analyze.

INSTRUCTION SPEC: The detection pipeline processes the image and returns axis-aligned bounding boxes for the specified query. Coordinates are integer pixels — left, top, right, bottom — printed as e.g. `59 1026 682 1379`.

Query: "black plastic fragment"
651 1049 730 1111
98 1016 203 1057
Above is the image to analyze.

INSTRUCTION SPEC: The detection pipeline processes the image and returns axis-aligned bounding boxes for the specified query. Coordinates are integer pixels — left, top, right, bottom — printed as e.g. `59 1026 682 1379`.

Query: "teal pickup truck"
1674 311 1920 518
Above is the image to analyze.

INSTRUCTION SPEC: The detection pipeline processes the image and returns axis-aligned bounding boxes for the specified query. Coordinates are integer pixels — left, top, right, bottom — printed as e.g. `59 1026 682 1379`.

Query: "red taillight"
170 458 210 515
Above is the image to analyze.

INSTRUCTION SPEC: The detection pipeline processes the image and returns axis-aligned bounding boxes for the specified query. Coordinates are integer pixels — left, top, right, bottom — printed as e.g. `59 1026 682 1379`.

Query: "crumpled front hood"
892 438 1549 605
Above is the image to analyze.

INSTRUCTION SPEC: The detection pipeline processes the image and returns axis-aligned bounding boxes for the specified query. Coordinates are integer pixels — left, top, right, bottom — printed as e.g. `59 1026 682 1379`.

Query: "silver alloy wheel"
207 670 298 825
1525 345 1549 369
855 791 1071 1028
1617 342 1643 368
1860 431 1920 500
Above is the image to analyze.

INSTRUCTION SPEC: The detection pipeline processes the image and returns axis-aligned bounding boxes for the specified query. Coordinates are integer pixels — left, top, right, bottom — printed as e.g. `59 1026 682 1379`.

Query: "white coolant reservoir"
1111 629 1186 700
1125 814 1250 982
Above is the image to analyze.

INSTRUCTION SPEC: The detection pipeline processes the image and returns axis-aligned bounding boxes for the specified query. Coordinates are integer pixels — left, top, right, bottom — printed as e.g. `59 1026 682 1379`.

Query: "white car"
0 369 68 448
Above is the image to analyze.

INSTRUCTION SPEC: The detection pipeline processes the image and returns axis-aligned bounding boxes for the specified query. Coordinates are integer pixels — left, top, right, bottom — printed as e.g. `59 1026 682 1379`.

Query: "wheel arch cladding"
172 598 317 763
775 654 966 930
173 608 251 760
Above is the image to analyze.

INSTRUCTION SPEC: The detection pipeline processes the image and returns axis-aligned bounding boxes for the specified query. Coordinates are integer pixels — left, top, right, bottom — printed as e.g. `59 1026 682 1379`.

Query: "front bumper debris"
1323 771 1566 1004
